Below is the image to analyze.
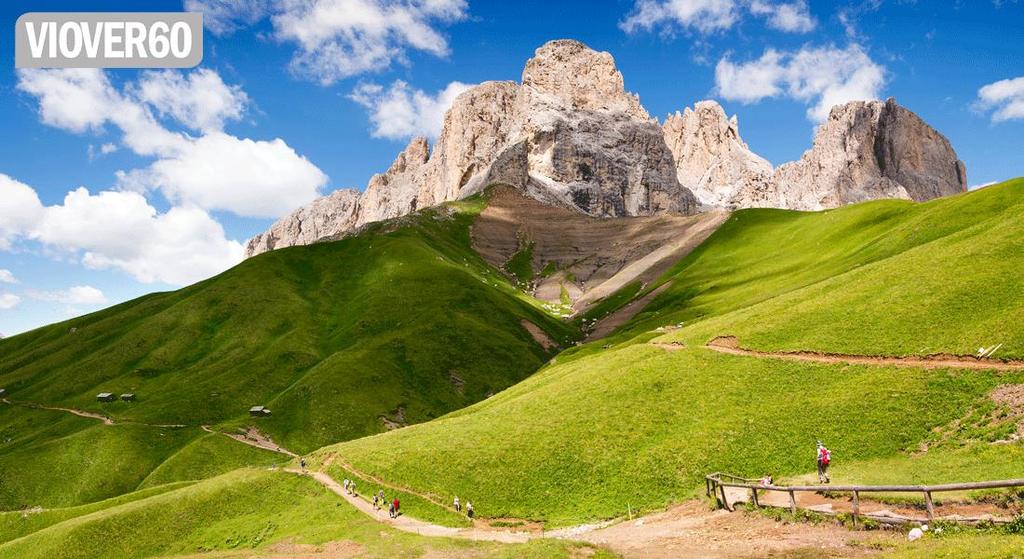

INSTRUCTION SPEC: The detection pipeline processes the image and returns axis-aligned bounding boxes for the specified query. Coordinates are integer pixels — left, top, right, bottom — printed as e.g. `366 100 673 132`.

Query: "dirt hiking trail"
284 468 534 543
705 336 1024 371
573 500 894 558
274 455 897 557
2 397 186 428
3 398 115 425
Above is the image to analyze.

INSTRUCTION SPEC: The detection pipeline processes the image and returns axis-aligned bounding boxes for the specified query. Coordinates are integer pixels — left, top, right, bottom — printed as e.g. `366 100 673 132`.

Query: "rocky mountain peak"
770 97 967 210
245 42 966 258
664 100 773 209
521 39 648 119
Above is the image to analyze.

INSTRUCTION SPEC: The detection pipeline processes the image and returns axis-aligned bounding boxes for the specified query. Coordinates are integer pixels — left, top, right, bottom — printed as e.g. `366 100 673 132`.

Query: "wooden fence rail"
705 472 1024 525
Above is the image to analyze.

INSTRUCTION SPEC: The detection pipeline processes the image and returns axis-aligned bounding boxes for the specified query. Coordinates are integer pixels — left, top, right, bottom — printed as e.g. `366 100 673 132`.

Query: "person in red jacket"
816 441 832 483
392 497 401 518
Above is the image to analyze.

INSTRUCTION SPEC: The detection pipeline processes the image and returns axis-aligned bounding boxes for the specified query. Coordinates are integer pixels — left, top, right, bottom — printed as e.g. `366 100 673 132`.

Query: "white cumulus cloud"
123 133 328 217
27 285 108 305
185 0 273 35
749 1 815 32
131 69 250 132
715 43 886 121
350 80 475 140
187 0 468 83
17 68 326 218
0 294 20 310
976 76 1024 123
0 270 15 284
0 175 244 286
274 0 469 84
620 0 814 35
621 0 739 34
0 174 45 250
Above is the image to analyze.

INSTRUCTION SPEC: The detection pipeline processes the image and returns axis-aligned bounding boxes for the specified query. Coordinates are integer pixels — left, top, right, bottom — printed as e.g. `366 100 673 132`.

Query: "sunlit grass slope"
0 405 277 510
317 345 1021 526
312 180 1024 527
0 197 574 462
613 178 1024 359
0 469 608 559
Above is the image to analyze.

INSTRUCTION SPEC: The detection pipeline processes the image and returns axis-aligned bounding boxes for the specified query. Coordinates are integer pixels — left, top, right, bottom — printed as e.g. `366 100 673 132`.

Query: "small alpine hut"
249 405 271 417
120 393 136 402
96 392 116 402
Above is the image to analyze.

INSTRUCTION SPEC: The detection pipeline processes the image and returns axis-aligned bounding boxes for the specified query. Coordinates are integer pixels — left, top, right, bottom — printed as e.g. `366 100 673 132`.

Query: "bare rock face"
417 81 521 205
245 189 360 257
769 98 967 210
515 40 694 216
520 39 647 118
356 136 430 225
664 101 773 209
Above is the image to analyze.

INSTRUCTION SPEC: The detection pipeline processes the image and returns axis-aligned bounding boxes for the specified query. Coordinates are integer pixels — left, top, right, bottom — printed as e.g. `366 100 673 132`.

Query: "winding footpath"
702 336 1024 371
2 398 114 425
283 468 535 543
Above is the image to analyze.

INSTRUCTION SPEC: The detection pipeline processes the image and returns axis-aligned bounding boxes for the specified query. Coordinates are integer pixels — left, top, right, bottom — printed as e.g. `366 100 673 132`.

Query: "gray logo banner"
16 12 203 68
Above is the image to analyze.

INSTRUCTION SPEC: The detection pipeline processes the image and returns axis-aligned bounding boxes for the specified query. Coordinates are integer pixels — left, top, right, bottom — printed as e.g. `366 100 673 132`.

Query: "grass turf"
0 195 576 509
316 345 1022 526
0 404 278 510
0 469 610 559
588 178 1024 361
310 179 1024 527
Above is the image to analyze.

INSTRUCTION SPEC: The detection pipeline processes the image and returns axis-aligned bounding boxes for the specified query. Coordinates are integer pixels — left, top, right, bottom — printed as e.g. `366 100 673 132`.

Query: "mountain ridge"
246 39 966 258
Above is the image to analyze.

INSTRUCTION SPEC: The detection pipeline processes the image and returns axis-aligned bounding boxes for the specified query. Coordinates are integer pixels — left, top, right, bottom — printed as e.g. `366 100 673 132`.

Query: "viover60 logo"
15 12 202 68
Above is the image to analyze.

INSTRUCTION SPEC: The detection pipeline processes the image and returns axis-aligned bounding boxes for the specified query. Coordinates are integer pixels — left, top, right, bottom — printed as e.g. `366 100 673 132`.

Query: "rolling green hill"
3 179 1023 555
653 178 1024 358
0 196 575 510
0 469 606 559
311 179 1024 526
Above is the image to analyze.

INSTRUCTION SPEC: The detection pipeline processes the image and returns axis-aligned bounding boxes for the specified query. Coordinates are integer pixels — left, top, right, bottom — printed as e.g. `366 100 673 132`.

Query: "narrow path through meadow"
275 456 893 557
701 336 1024 371
2 398 115 425
283 468 533 543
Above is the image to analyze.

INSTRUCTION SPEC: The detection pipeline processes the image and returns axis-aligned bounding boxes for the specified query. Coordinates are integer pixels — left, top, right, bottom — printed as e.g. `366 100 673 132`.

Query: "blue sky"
0 0 1022 336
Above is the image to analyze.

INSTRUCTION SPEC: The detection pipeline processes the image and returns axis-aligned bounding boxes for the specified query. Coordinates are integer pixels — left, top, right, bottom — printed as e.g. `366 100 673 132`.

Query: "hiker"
379 489 385 503
759 474 773 487
343 478 350 492
388 499 396 518
373 493 379 510
350 481 356 496
454 496 461 512
392 497 401 518
816 441 832 483
466 501 474 519
300 457 306 471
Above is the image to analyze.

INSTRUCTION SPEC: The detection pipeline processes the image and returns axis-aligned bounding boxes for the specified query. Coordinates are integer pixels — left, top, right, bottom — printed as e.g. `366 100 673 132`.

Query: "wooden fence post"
852 490 860 525
789 490 797 515
924 491 935 522
751 487 759 508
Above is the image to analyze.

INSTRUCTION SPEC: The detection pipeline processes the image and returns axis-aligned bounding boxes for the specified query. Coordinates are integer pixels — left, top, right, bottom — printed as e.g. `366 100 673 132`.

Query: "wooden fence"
706 472 1024 525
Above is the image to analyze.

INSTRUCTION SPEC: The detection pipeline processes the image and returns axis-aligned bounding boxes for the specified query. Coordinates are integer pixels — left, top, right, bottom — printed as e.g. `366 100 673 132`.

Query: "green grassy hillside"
0 197 575 509
0 469 607 559
0 404 278 510
311 179 1024 526
629 178 1024 358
